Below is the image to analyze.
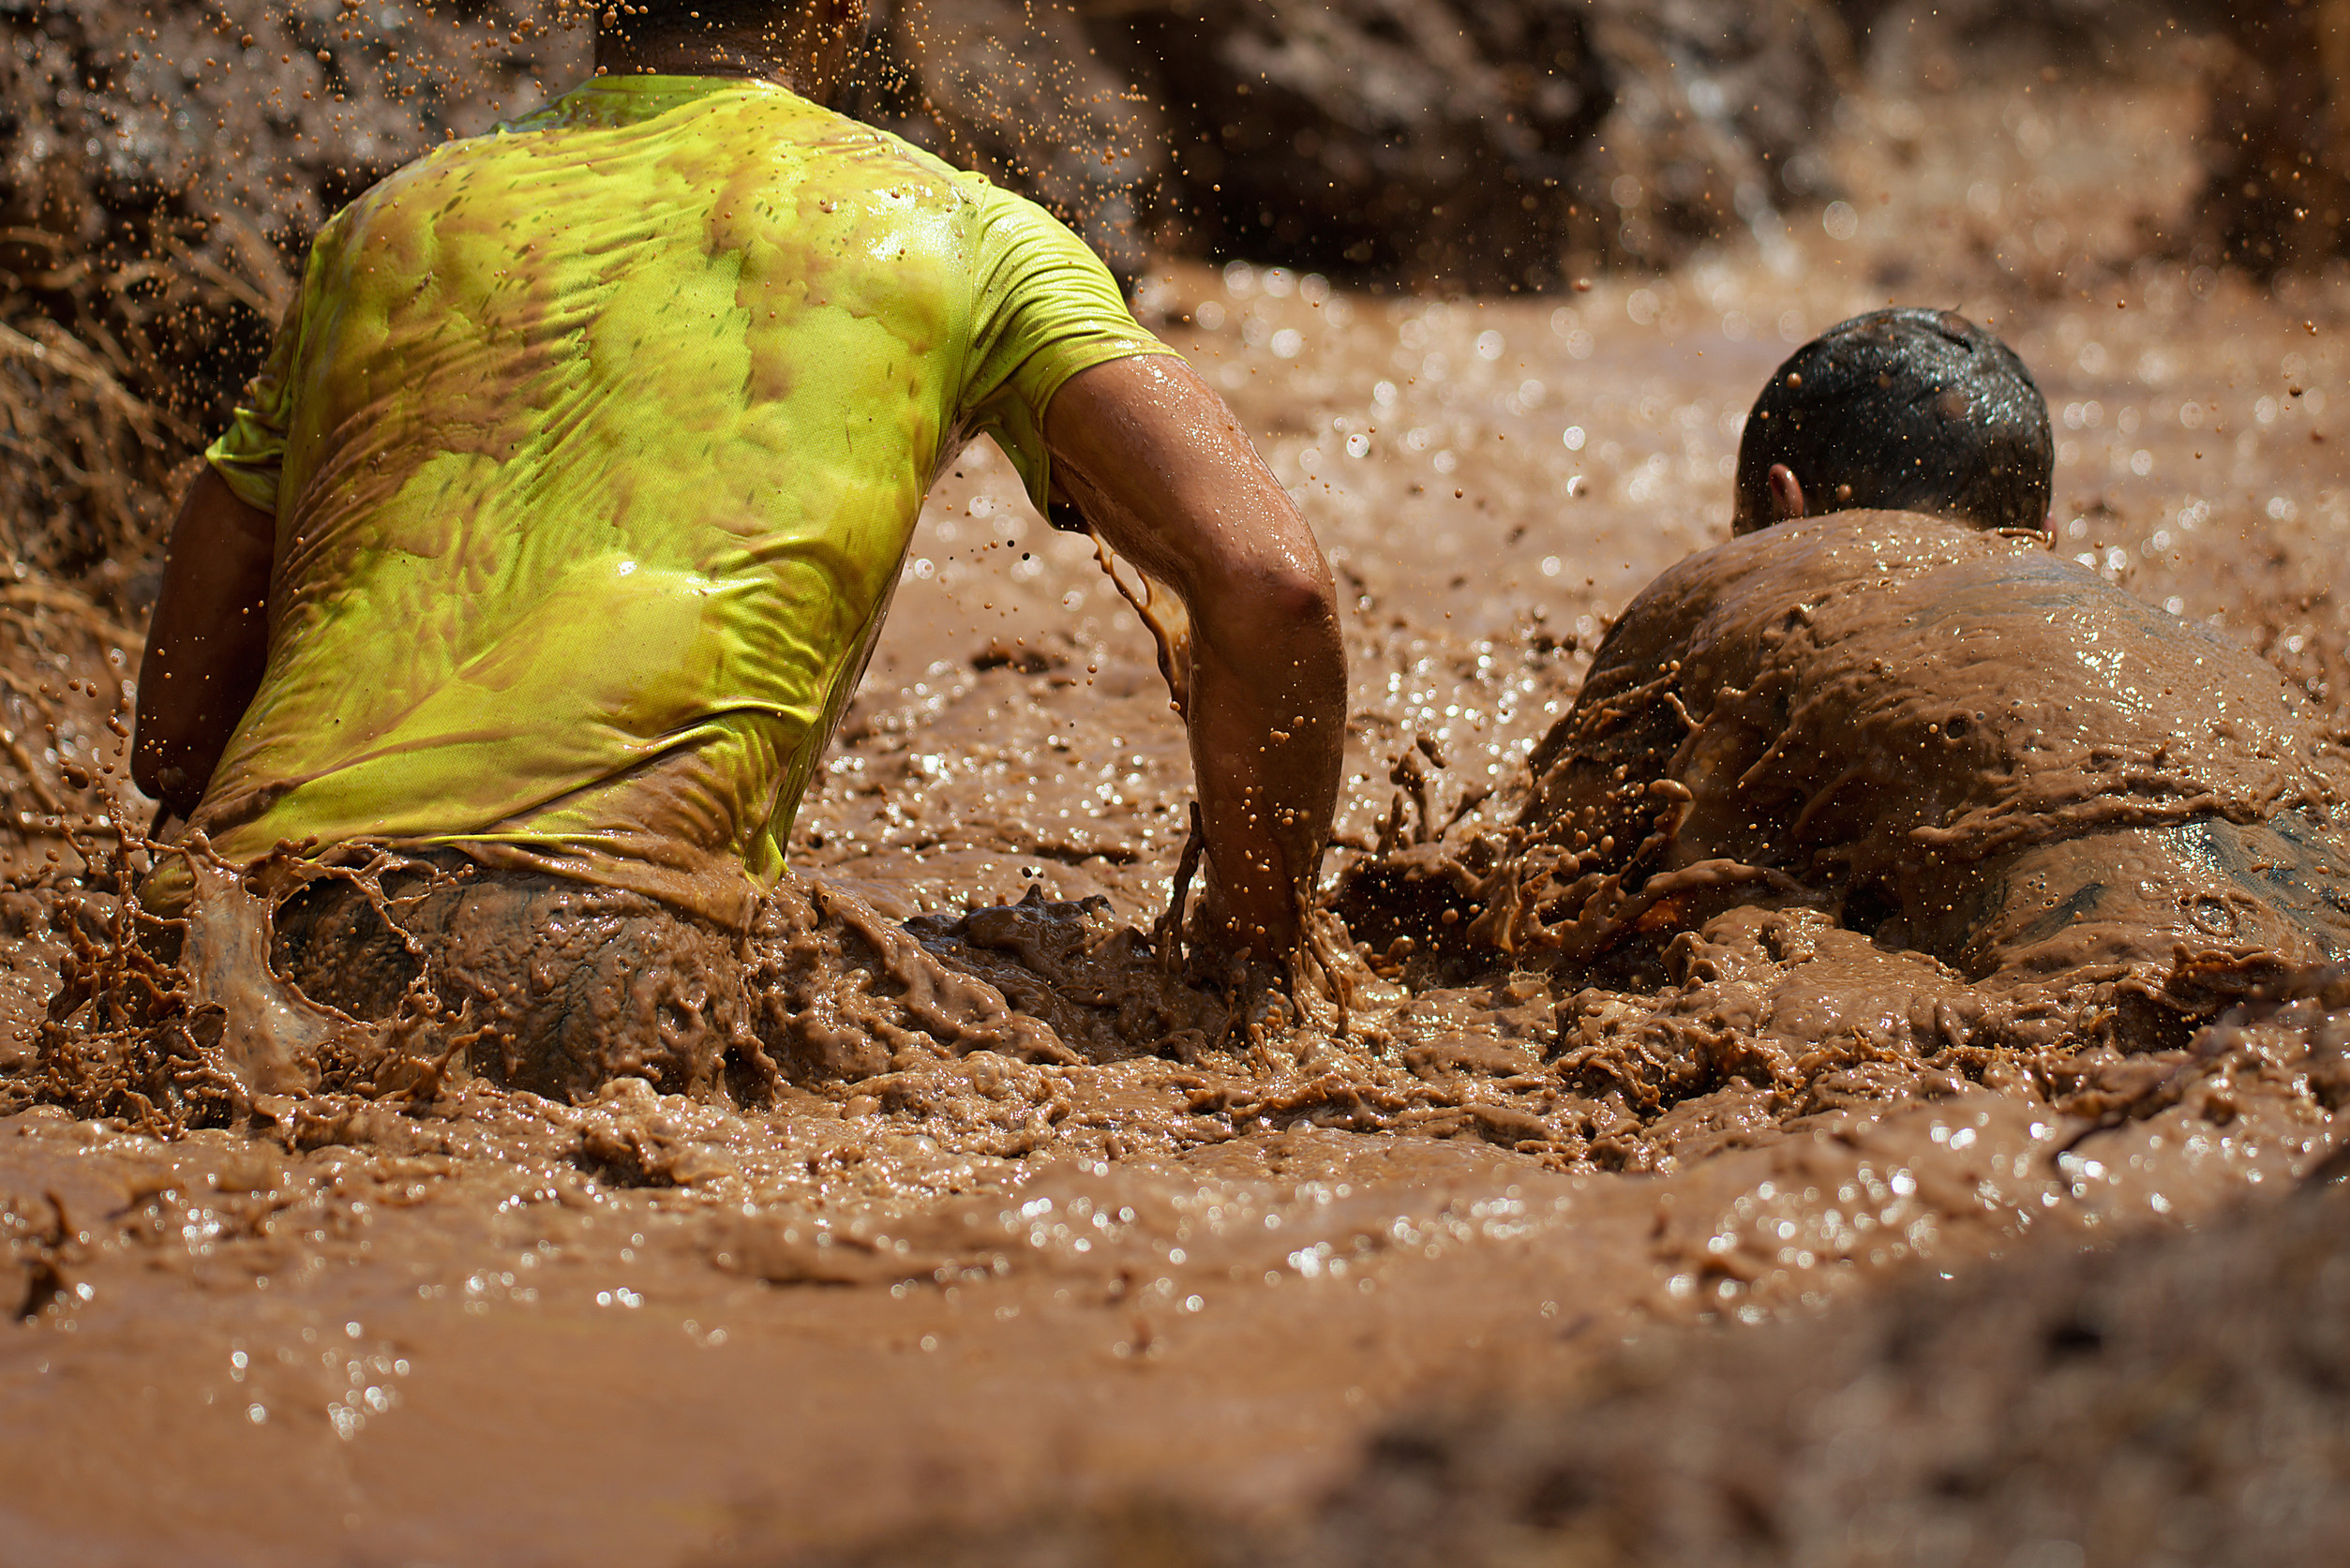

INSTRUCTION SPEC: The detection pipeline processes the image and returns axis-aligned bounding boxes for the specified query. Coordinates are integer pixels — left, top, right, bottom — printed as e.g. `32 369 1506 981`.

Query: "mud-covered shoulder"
1522 511 2014 806
1574 513 2014 701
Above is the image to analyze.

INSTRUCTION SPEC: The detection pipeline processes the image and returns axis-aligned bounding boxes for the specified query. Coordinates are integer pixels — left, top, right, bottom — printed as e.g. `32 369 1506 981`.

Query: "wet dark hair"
1732 308 2053 533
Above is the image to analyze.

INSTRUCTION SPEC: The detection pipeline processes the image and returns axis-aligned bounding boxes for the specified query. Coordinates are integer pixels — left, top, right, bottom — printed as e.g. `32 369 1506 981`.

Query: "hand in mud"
1231 951 1299 1039
1182 861 1240 964
1180 897 1295 1032
1185 863 1285 975
1185 866 1316 1027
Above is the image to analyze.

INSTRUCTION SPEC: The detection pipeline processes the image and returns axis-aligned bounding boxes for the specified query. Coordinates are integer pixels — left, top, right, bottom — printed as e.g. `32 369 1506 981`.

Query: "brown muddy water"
6 78 2350 1567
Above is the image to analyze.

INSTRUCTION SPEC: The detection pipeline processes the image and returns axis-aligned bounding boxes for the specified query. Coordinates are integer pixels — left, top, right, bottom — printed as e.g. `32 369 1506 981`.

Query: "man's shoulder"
376 80 991 206
1654 511 2026 610
841 117 984 194
733 97 991 208
323 81 1011 277
679 86 999 217
1588 511 2043 679
1714 508 2020 575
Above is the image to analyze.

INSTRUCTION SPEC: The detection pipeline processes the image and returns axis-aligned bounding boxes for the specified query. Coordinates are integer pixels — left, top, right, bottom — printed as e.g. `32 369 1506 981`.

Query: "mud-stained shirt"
182 74 1173 927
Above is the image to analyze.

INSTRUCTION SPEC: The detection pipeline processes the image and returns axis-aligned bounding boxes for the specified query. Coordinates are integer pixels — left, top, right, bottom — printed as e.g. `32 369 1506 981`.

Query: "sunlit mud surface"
6 75 2350 1565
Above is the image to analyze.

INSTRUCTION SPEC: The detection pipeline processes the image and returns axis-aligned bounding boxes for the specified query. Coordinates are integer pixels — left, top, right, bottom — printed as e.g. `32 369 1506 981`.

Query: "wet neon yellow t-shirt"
185 74 1171 927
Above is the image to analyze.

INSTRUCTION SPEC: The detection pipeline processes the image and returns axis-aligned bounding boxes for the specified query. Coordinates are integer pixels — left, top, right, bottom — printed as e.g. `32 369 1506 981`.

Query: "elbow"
1190 559 1342 696
1268 562 1337 627
1224 560 1336 636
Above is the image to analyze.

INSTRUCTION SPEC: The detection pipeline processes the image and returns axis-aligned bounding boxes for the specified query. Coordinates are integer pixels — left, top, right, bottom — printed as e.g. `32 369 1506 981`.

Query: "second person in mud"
1414 309 2350 1026
128 0 1347 1101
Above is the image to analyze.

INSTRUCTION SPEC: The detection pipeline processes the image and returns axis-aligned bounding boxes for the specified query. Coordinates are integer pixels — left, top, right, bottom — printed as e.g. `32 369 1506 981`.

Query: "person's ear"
1767 463 1806 522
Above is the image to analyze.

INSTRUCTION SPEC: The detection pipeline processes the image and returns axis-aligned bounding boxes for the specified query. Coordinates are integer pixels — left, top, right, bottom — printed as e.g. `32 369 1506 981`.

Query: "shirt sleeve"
202 287 306 516
957 185 1180 510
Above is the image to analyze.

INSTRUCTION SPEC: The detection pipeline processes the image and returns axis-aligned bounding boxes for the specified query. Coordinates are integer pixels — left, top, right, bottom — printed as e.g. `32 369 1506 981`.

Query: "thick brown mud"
5 64 2350 1568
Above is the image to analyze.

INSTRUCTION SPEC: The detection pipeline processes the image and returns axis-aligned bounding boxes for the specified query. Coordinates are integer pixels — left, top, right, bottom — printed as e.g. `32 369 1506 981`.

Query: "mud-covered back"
1524 510 2349 893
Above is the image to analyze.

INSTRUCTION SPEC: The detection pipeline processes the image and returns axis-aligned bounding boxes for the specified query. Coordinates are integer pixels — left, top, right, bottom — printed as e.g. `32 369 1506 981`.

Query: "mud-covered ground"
6 59 2350 1568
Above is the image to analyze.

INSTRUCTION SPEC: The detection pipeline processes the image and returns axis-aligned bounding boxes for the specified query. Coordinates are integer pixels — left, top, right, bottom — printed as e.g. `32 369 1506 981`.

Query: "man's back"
1504 512 2350 982
1529 513 2339 876
188 75 1164 926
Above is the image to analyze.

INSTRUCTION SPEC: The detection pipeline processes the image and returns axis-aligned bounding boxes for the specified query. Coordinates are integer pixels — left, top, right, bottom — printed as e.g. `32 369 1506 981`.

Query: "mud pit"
7 64 2350 1568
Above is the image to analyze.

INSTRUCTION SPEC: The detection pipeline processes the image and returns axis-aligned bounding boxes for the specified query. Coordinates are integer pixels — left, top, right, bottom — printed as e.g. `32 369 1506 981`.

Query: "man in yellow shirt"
131 0 1344 1098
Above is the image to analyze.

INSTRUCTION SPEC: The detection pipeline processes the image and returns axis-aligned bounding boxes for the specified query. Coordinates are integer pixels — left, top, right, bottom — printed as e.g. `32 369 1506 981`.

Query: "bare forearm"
1043 354 1345 955
1187 602 1346 950
132 467 276 816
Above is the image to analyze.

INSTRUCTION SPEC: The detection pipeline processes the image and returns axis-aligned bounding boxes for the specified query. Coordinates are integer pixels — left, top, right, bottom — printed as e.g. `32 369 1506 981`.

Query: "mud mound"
1837 0 2214 81
1294 1154 2350 1567
870 0 1859 287
1837 0 2350 275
